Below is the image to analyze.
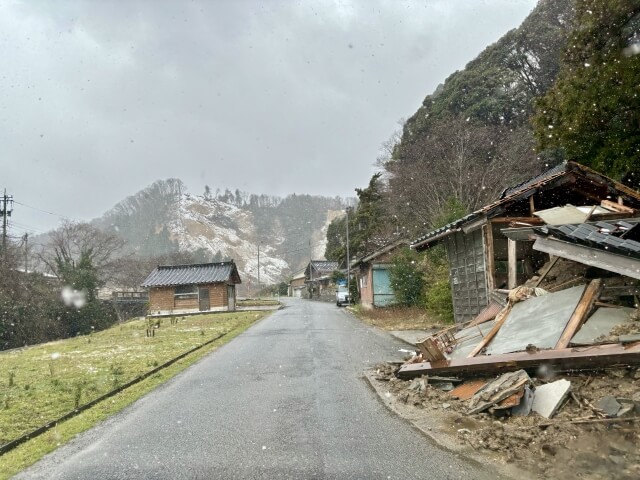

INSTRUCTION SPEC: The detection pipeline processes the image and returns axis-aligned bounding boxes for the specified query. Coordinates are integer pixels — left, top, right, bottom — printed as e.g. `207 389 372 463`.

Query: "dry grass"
352 305 450 331
0 311 267 449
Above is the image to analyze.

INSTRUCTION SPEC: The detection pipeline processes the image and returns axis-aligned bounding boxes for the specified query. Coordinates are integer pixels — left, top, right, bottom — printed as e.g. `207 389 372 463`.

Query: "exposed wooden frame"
507 238 517 289
396 342 640 379
490 217 545 225
533 255 559 288
416 337 447 366
484 223 495 292
529 195 535 216
466 304 513 358
601 199 635 214
555 279 603 349
533 237 640 280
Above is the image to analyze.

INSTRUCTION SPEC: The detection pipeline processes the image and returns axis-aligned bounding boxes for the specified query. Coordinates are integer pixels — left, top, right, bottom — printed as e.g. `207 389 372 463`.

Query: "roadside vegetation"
352 305 446 331
0 310 268 479
237 298 281 307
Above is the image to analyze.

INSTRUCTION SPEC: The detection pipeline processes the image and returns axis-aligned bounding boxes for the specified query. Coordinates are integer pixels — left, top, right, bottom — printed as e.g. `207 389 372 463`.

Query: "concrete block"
596 396 621 417
531 379 571 419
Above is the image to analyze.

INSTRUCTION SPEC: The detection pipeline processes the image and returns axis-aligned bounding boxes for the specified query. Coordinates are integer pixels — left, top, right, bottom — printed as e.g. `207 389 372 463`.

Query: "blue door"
372 265 396 307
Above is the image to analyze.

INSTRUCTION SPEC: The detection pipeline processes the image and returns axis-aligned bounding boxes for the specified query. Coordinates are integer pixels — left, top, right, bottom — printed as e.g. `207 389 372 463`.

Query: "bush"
423 246 454 323
389 248 425 307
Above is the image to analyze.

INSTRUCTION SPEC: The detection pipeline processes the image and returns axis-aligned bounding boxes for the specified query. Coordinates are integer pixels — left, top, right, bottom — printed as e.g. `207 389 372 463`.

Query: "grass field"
0 311 268 478
237 298 281 307
352 305 449 331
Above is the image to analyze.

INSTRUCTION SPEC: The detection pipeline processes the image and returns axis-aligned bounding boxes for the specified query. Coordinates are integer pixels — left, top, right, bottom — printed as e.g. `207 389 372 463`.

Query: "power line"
13 200 68 219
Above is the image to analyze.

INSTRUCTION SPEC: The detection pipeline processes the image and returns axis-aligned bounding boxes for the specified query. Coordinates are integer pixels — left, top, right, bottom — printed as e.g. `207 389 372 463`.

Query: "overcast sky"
1 0 537 235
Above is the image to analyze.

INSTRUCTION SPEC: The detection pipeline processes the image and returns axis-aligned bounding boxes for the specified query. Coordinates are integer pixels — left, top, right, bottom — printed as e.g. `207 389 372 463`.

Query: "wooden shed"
141 261 242 316
411 161 640 324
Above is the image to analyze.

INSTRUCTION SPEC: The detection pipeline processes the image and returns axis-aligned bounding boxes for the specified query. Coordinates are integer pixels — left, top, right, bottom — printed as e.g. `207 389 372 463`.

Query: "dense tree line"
326 0 640 321
533 0 640 188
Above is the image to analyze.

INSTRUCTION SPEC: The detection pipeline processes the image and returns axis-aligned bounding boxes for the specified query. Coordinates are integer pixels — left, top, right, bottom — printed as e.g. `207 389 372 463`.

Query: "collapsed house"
397 161 640 417
304 260 339 299
411 161 640 324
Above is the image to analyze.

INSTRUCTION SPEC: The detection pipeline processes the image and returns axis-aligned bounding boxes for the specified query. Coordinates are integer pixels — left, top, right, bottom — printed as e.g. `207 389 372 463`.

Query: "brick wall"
148 282 232 314
149 287 176 313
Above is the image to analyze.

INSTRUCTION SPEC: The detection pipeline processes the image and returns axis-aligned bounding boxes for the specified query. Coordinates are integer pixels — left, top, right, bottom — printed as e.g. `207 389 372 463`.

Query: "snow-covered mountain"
97 179 351 290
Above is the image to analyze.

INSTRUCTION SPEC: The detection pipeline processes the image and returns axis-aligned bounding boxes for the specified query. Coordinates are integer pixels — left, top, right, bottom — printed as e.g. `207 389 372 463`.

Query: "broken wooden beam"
416 337 447 366
467 304 513 358
396 342 640 379
533 255 559 288
601 199 635 214
555 278 603 349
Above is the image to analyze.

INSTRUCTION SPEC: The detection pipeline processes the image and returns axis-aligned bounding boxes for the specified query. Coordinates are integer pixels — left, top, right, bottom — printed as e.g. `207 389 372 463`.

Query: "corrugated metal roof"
535 218 640 259
141 262 241 287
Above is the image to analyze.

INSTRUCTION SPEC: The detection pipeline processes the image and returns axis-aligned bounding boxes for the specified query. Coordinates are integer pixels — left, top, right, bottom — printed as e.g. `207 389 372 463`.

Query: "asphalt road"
16 298 495 480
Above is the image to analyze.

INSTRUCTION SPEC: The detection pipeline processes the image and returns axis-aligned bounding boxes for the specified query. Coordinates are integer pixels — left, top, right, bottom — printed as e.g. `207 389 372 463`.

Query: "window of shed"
174 285 198 299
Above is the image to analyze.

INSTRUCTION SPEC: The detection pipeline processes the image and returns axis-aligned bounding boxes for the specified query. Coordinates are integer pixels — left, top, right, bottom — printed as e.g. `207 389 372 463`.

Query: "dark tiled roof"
141 262 241 287
535 218 640 259
500 162 568 198
310 261 339 275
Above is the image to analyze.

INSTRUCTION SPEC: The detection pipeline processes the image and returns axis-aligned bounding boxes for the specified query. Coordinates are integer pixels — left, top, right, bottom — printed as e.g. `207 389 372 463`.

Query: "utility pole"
1 189 13 258
309 239 313 299
257 243 260 297
23 233 28 272
346 208 350 304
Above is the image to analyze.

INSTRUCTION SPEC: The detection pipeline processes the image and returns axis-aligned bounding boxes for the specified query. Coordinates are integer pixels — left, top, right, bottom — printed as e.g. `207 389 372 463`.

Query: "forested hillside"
327 0 640 320
385 0 575 237
94 180 350 287
327 0 575 262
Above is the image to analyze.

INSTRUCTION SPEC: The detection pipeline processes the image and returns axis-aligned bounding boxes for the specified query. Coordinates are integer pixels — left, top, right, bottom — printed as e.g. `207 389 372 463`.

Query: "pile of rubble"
374 362 640 478
383 227 640 477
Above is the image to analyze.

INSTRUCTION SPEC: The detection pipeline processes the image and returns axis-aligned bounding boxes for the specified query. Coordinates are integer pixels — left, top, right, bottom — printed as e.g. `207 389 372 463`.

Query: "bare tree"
40 221 126 286
386 116 542 235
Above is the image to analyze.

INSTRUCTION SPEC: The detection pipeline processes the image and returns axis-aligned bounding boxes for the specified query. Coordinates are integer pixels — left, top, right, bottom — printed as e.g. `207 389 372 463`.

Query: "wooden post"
533 255 559 288
529 195 535 216
555 279 603 349
507 238 517 289
484 224 495 292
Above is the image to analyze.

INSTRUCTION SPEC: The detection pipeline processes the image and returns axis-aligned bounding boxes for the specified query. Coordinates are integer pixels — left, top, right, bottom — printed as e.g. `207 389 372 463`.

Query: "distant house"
355 240 407 308
141 261 242 316
411 161 640 324
288 269 307 297
305 260 339 299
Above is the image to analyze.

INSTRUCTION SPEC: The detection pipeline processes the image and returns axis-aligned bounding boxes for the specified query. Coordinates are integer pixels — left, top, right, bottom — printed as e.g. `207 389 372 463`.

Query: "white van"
335 285 350 307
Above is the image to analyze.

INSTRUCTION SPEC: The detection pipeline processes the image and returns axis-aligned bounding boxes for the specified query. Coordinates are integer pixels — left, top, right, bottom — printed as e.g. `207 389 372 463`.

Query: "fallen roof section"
396 342 640 379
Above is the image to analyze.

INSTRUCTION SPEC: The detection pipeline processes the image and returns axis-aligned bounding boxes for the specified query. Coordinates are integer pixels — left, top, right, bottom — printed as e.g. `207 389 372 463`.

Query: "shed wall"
358 266 374 308
148 283 228 315
446 229 489 324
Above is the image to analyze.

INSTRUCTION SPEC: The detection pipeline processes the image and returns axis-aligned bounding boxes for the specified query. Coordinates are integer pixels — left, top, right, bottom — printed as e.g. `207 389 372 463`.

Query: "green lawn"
0 311 268 478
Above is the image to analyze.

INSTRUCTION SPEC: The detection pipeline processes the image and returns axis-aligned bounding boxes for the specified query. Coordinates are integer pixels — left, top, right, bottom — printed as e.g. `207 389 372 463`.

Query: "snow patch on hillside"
168 194 290 286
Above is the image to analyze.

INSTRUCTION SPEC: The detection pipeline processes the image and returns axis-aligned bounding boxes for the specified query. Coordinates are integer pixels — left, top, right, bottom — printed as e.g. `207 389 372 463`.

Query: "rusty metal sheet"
493 388 525 410
448 379 487 400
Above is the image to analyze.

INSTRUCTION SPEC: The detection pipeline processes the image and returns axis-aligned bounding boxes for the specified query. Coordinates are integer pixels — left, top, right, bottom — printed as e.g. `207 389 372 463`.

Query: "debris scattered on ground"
531 379 571 419
371 362 640 479
467 370 531 415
